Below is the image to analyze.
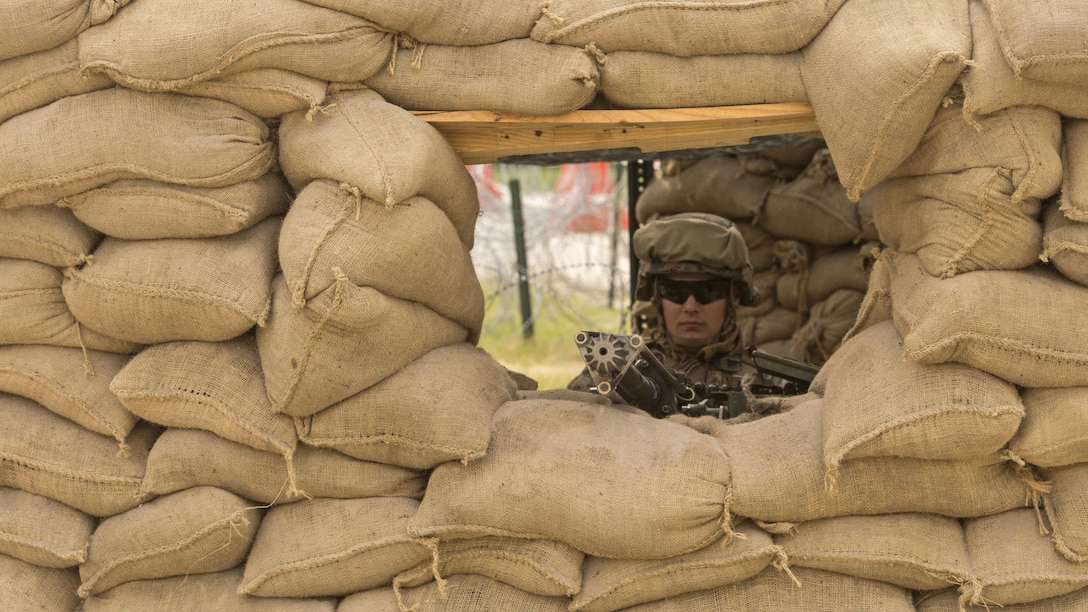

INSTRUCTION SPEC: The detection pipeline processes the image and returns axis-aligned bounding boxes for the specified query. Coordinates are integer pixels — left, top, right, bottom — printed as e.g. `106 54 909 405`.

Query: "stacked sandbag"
634 145 876 366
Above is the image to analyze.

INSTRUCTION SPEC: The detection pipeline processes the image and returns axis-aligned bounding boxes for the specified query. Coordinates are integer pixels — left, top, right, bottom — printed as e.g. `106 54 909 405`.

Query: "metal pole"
607 162 622 309
510 178 533 339
627 159 654 305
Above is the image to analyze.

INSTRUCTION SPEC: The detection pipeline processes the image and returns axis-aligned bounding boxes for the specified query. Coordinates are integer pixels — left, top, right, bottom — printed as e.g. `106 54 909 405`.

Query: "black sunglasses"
656 278 732 305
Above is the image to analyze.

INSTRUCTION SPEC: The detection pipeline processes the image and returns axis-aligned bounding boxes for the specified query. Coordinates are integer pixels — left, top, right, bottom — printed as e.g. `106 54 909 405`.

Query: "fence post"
510 179 534 339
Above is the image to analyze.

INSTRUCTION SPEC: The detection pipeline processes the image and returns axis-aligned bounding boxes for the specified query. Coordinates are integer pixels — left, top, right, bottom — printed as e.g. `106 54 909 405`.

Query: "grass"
477 287 629 390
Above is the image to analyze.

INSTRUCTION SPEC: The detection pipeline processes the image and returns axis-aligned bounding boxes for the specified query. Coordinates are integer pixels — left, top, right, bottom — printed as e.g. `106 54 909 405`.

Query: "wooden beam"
413 103 820 165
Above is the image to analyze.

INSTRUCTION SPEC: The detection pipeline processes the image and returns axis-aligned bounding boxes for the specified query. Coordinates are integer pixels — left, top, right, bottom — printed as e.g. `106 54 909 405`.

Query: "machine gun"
574 331 819 419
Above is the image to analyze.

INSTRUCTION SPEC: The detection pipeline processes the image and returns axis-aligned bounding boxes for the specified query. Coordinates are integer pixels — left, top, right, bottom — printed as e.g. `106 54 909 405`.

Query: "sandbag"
341 574 570 612
142 428 427 505
571 522 782 612
692 399 1031 523
0 394 156 517
396 537 584 598
63 218 280 344
1007 387 1088 467
916 587 1088 611
0 38 113 125
758 149 861 247
619 566 915 611
110 336 295 459
297 343 515 469
1042 197 1088 287
980 0 1088 84
0 344 137 443
240 497 431 598
737 307 800 347
965 507 1088 606
788 288 864 364
61 173 292 240
530 0 847 56
0 88 275 209
599 50 807 109
961 0 1088 120
0 0 90 62
775 247 871 312
1062 120 1088 221
818 321 1022 476
257 275 468 417
634 155 778 224
173 69 327 119
774 513 970 591
278 87 479 248
0 205 100 267
279 179 484 338
363 38 597 115
77 0 393 88
83 567 336 612
0 258 140 353
801 0 970 201
409 399 731 560
1042 464 1088 564
885 251 1088 387
295 0 539 45
0 553 80 612
0 487 93 569
78 486 262 597
738 221 777 273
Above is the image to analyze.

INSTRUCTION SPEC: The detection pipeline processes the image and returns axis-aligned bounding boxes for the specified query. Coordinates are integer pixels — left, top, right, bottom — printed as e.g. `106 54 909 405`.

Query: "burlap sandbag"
789 288 864 365
78 486 262 597
531 0 846 55
280 179 483 338
738 221 777 273
294 0 537 45
0 0 89 62
341 574 570 612
258 275 468 417
0 88 275 209
0 258 140 353
737 307 800 347
78 0 393 88
297 343 515 470
571 521 783 612
0 487 93 569
979 0 1088 85
619 566 914 611
634 155 778 224
1062 120 1088 222
965 507 1088 606
1007 388 1088 467
690 399 1031 523
173 68 327 119
0 394 157 517
1042 197 1088 287
110 336 295 460
775 247 871 312
0 38 113 125
735 268 781 320
801 0 970 201
60 173 292 240
241 497 431 598
600 50 806 109
142 428 427 505
0 344 137 443
278 87 479 248
83 567 336 612
774 513 970 591
885 251 1088 387
63 218 279 344
962 0 1088 120
758 149 861 247
0 554 80 612
363 38 597 115
396 537 584 598
409 399 731 560
917 587 1088 611
818 321 1022 478
1041 464 1088 564
0 205 100 267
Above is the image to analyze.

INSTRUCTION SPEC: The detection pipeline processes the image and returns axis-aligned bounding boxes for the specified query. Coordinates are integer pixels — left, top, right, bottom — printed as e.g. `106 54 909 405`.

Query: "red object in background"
559 162 629 233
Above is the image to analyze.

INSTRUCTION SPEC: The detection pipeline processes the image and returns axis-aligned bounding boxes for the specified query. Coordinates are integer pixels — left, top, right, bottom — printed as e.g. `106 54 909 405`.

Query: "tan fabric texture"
0 38 113 125
173 68 328 119
980 0 1088 84
1008 387 1088 467
1061 119 1088 221
1041 464 1088 563
0 487 94 569
0 554 81 612
758 149 861 247
343 574 571 612
0 0 90 62
0 205 100 268
1042 198 1088 287
635 156 778 224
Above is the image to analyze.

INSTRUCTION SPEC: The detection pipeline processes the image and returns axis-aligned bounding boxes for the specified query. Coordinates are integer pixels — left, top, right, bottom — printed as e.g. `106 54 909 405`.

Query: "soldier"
569 212 800 419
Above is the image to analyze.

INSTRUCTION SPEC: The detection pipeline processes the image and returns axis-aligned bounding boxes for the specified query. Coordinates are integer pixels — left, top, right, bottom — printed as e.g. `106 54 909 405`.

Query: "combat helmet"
632 212 760 307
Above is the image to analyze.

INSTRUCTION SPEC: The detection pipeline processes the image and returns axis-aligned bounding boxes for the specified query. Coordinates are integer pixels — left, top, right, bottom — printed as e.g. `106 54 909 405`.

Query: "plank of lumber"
413 103 820 165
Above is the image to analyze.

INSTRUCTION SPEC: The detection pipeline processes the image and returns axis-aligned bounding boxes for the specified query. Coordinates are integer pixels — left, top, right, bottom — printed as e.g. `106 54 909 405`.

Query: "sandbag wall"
2 0 1088 610
634 144 878 366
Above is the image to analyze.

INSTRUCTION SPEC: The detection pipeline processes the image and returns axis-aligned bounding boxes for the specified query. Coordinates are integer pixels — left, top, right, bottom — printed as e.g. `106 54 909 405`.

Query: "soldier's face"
658 273 730 346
